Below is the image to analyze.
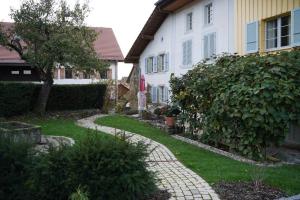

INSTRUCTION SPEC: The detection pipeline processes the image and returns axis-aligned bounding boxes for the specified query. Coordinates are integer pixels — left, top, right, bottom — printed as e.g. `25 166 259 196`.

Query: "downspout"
115 61 118 107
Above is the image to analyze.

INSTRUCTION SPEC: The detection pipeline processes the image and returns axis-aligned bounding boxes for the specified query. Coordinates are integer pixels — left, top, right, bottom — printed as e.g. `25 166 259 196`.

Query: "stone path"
77 115 220 200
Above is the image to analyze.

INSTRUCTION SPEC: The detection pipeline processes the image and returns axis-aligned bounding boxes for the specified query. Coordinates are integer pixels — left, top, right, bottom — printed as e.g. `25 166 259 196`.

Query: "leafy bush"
170 51 300 159
153 107 162 116
0 134 34 200
29 133 157 200
0 83 106 117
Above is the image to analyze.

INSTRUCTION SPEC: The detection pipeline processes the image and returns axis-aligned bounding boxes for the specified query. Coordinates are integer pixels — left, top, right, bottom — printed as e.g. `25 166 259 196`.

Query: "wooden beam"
141 34 154 40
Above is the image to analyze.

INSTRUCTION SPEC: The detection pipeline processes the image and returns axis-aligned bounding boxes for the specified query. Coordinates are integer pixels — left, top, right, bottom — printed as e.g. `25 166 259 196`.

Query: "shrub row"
0 83 107 117
170 50 300 159
0 133 157 200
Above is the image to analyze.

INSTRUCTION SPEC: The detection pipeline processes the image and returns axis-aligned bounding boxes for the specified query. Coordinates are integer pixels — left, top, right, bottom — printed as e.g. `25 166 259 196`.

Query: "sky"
0 0 158 79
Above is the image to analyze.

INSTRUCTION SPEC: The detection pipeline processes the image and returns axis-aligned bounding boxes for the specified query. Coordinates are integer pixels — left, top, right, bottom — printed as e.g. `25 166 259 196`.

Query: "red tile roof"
92 27 124 61
0 22 124 64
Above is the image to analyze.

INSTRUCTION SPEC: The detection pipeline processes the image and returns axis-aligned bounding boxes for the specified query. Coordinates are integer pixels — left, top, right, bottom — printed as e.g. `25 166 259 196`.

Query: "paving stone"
77 115 220 200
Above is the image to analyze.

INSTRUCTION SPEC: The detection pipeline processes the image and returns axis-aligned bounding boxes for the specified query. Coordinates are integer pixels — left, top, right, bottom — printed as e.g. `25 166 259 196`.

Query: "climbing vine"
170 50 300 159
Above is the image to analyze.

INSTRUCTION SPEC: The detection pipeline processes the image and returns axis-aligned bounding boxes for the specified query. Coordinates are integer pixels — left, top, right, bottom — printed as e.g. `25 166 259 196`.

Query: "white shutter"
209 33 216 58
187 40 192 65
164 53 169 72
292 8 300 46
145 58 148 74
153 56 158 73
163 87 169 102
152 87 157 103
246 21 259 53
182 42 187 65
204 35 209 59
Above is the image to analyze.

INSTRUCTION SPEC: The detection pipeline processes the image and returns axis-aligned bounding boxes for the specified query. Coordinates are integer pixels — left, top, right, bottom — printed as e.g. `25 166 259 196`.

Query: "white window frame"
186 12 193 32
23 70 32 75
11 70 19 75
203 32 216 60
265 15 291 51
157 53 165 72
182 40 192 66
146 56 154 74
204 3 213 26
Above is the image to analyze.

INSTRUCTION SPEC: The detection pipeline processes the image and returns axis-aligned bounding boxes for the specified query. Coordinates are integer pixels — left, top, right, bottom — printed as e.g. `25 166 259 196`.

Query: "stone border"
172 135 293 167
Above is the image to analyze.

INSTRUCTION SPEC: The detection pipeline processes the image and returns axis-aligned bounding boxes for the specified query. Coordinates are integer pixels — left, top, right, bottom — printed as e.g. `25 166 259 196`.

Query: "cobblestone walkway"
77 115 220 200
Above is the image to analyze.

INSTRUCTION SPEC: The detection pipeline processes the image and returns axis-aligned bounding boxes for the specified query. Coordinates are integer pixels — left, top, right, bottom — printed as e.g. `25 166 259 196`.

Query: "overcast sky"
0 0 157 79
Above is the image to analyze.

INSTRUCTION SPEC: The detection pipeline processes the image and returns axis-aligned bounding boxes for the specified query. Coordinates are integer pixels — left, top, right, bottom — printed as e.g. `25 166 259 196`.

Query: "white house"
0 23 124 84
125 0 235 104
53 27 124 85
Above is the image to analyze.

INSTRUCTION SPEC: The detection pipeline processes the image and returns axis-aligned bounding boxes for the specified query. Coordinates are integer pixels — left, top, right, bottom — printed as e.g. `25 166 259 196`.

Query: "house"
0 22 124 84
125 0 235 105
236 0 300 55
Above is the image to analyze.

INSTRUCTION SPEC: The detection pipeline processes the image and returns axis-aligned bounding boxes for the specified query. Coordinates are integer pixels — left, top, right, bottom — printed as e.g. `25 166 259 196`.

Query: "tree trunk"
34 69 53 115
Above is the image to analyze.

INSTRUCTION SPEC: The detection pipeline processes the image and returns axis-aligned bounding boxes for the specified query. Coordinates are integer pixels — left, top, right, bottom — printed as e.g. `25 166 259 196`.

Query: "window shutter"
182 42 187 65
204 35 209 59
163 87 169 102
246 21 259 53
187 40 192 64
152 87 157 103
292 8 300 46
145 58 148 74
164 53 169 72
204 6 208 25
153 57 158 73
209 33 216 58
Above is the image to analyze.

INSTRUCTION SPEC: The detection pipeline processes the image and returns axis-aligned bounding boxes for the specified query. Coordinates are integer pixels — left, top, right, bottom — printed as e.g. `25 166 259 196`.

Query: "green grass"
27 118 112 142
95 115 300 195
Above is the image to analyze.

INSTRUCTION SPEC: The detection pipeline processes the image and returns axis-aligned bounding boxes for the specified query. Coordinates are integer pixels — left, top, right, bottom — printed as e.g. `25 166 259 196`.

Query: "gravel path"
77 115 220 200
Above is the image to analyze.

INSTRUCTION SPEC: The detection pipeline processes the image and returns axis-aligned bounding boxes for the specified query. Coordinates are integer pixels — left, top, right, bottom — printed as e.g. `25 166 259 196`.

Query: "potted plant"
163 106 181 127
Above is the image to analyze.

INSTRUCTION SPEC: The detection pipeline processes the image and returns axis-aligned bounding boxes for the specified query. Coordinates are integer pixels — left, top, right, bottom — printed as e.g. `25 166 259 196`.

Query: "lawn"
95 115 300 195
27 117 112 142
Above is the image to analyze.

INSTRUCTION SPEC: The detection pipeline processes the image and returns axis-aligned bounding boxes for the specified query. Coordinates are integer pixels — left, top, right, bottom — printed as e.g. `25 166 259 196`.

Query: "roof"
125 0 194 63
92 27 124 61
0 22 124 64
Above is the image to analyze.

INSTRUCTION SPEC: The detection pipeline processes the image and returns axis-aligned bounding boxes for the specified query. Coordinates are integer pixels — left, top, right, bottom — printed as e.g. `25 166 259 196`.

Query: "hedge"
0 83 107 117
170 50 300 160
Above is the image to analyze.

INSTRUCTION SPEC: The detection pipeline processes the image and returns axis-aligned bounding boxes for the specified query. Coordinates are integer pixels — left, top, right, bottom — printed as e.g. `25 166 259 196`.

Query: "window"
157 54 165 72
266 15 291 50
65 68 73 79
146 57 154 73
11 70 19 75
186 12 193 31
205 3 213 25
182 40 192 65
23 70 31 75
151 86 157 103
158 86 169 103
203 33 216 59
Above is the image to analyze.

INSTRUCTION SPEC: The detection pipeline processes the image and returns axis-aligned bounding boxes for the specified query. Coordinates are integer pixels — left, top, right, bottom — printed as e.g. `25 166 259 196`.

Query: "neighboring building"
236 0 300 55
125 0 235 104
0 22 124 84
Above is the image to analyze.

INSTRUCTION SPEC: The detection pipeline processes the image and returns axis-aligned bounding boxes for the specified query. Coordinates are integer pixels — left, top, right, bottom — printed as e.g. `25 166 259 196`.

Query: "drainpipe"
115 61 118 108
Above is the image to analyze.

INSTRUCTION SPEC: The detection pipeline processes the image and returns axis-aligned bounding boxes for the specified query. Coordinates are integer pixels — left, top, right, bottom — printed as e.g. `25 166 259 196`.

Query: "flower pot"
165 116 175 127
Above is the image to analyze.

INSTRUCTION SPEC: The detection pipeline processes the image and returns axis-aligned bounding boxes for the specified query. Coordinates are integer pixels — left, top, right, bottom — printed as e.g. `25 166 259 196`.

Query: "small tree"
0 0 107 114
